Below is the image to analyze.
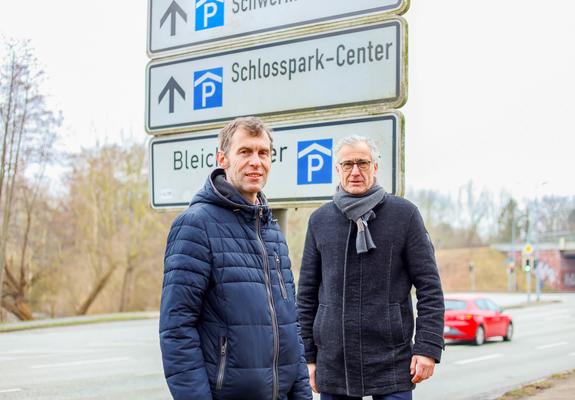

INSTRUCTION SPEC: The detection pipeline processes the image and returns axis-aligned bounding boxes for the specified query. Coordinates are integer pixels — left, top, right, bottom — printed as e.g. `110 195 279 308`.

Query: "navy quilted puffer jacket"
160 169 311 400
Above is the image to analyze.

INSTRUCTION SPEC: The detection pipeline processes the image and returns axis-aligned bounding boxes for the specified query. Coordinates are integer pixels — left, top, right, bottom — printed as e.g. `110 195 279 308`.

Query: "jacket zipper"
342 222 352 396
274 251 288 300
256 207 279 400
216 336 228 390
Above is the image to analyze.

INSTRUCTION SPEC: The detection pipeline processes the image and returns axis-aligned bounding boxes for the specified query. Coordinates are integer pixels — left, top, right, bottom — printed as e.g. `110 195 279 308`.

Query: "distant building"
492 242 575 291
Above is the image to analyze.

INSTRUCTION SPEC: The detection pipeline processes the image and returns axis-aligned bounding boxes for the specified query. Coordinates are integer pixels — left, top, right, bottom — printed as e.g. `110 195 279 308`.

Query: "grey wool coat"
297 194 445 397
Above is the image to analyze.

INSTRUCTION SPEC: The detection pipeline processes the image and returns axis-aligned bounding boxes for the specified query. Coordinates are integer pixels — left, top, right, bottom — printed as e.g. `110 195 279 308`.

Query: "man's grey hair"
334 135 380 162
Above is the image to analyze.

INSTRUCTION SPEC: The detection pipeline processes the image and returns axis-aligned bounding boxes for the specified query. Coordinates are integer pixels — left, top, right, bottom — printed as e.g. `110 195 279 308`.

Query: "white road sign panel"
148 0 409 56
146 20 406 134
149 114 403 209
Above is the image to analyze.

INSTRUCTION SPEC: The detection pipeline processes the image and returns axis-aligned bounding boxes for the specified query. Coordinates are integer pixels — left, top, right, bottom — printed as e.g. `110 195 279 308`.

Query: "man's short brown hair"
218 116 273 154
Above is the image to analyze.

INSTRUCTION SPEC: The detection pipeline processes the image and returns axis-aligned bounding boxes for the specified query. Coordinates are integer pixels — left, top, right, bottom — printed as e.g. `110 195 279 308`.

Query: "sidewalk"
498 370 575 399
526 375 575 399
445 291 564 310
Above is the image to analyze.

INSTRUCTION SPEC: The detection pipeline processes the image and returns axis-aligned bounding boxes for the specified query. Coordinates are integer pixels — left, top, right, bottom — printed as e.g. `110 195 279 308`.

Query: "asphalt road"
0 320 168 399
0 293 573 399
414 293 575 400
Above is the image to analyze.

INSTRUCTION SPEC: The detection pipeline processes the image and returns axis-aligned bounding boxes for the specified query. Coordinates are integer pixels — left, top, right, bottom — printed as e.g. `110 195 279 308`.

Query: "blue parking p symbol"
297 139 333 185
193 67 223 110
195 0 224 31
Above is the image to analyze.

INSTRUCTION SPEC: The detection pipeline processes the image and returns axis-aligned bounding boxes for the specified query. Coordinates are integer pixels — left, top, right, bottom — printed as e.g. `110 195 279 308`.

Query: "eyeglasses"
339 159 371 172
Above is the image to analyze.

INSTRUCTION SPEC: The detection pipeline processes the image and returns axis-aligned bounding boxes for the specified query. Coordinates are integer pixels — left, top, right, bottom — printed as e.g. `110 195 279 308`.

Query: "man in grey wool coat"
297 135 445 400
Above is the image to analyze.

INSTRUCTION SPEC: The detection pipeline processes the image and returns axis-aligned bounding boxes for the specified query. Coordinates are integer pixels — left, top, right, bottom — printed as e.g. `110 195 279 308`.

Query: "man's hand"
307 363 318 393
410 355 435 384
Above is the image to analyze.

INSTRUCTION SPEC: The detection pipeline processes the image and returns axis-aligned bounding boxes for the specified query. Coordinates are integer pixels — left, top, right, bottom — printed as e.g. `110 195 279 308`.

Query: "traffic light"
524 258 531 272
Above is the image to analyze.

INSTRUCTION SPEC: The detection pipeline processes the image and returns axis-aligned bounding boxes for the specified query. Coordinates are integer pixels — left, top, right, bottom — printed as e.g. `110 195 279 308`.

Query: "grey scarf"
334 184 386 254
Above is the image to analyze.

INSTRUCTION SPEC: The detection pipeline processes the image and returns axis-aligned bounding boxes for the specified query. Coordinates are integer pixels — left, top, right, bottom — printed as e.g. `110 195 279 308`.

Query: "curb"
0 312 159 333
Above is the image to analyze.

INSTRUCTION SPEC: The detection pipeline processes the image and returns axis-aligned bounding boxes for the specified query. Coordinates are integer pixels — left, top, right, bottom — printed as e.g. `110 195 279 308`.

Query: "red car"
443 295 513 345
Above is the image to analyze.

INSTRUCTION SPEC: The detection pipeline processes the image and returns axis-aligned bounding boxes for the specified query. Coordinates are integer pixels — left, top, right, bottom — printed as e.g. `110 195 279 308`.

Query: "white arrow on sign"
148 113 404 209
146 20 407 134
147 0 410 56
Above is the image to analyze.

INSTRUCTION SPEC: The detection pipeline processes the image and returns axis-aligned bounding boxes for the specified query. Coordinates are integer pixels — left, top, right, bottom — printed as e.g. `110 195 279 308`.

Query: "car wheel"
474 326 485 346
503 322 513 341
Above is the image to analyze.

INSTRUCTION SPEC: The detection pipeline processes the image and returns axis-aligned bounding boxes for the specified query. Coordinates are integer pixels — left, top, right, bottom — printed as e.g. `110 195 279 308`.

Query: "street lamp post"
510 209 517 292
532 181 548 302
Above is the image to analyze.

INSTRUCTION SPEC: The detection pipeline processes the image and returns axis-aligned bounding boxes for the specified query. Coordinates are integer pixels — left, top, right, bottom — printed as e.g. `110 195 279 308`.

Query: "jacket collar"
191 168 272 223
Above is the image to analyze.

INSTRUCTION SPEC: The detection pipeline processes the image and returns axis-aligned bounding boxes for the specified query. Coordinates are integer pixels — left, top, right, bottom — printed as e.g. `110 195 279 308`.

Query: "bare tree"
406 188 457 247
116 143 166 312
532 195 575 241
456 181 493 246
60 143 167 315
64 146 124 315
0 39 60 319
568 209 575 233
493 195 528 244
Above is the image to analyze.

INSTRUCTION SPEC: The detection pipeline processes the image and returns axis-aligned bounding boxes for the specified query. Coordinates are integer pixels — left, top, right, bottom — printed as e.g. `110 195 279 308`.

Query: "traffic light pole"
535 258 541 302
523 255 532 304
526 266 531 304
522 245 534 304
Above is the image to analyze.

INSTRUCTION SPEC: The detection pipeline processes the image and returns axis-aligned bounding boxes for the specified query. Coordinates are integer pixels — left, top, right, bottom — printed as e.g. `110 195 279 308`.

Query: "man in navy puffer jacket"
160 116 312 400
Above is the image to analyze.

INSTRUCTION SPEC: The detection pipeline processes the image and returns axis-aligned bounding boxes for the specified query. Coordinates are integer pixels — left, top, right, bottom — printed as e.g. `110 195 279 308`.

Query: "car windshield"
444 299 467 310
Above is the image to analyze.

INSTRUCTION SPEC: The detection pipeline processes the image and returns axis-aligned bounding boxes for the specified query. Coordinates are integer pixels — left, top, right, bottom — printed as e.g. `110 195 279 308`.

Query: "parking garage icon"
193 67 223 110
297 139 333 185
195 0 224 31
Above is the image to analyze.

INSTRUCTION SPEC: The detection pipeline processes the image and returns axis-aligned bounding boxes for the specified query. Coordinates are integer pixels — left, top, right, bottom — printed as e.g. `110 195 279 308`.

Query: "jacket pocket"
216 336 228 390
313 304 327 347
390 303 406 346
274 251 288 300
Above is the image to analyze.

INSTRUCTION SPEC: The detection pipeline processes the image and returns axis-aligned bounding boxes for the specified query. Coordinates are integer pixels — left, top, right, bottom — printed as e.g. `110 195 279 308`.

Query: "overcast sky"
0 0 573 200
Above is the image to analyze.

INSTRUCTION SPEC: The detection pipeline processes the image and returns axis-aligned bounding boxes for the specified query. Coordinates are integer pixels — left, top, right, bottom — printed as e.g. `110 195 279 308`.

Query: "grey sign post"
146 20 407 134
149 113 404 209
148 0 410 56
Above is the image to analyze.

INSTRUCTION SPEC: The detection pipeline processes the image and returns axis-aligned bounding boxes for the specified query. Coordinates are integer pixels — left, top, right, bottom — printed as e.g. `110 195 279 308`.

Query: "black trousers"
320 391 413 400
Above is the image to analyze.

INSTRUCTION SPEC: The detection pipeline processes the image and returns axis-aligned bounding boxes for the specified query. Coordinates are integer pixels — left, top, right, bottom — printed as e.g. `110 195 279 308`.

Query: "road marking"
30 356 131 369
536 341 569 350
569 352 575 356
544 315 570 321
87 341 152 347
1 349 96 355
536 342 569 350
134 372 165 378
0 388 22 394
0 357 16 361
453 354 503 365
516 309 569 320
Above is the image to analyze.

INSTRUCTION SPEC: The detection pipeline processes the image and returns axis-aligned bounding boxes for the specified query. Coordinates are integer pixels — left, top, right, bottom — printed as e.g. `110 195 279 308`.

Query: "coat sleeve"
297 221 322 364
288 268 313 400
405 208 445 363
159 212 213 400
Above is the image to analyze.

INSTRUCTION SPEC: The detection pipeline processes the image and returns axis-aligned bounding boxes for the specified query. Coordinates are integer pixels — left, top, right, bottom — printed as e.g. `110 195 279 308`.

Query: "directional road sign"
148 0 410 56
149 113 404 209
146 20 407 134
